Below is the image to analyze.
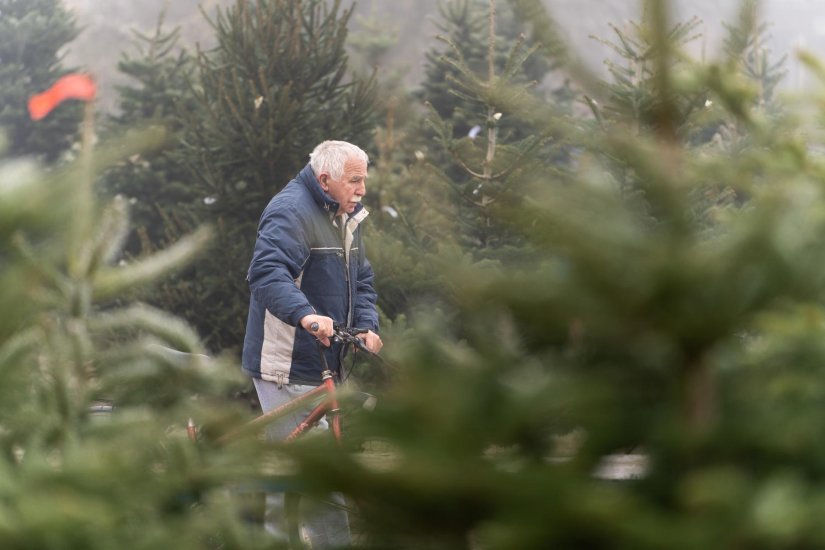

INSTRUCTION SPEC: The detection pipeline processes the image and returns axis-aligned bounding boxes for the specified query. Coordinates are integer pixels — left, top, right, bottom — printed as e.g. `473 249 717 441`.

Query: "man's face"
319 156 368 215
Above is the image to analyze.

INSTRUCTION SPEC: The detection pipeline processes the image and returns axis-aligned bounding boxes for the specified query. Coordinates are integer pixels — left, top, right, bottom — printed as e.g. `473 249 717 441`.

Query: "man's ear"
320 174 328 190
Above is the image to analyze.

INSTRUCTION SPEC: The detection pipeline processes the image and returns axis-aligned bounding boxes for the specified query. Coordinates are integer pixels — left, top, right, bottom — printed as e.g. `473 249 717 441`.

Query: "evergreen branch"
613 23 643 60
506 0 603 100
722 0 758 64
797 50 825 83
92 226 213 300
424 101 457 147
668 17 703 46
453 156 488 180
603 132 691 230
502 36 539 82
73 195 131 280
457 134 547 184
589 25 639 61
0 327 42 373
387 202 425 254
88 304 207 357
10 232 71 298
144 5 177 62
437 35 485 89
447 84 488 106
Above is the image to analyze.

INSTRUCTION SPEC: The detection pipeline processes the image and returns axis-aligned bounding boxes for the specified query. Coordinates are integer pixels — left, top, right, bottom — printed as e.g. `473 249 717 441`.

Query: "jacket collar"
297 162 366 219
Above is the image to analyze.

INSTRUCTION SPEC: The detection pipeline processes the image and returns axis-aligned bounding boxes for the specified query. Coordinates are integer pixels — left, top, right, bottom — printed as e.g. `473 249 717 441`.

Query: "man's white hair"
309 140 369 180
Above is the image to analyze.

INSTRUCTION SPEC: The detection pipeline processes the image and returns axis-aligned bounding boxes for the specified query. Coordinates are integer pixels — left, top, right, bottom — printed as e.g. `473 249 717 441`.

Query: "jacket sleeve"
354 237 380 332
247 203 315 326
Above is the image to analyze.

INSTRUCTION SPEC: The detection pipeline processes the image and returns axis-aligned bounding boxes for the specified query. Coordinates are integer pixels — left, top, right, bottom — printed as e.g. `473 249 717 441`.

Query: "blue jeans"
253 378 351 549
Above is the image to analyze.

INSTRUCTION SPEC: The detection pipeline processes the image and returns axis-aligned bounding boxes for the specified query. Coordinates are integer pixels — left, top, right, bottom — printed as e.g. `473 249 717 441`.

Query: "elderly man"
242 140 382 547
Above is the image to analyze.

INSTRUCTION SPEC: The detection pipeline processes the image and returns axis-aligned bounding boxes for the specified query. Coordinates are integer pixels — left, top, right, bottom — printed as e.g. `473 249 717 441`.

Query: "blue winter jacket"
241 163 379 385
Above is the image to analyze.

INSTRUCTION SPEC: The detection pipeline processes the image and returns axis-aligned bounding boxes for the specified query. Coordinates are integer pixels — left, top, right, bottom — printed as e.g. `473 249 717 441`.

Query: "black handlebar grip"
310 322 319 332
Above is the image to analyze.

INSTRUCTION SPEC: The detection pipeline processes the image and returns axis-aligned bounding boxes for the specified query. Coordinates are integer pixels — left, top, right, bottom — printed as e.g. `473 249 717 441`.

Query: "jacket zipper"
337 217 353 369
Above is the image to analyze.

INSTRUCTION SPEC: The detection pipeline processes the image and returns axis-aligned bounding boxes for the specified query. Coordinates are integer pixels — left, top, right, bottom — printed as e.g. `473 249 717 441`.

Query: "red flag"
28 74 97 121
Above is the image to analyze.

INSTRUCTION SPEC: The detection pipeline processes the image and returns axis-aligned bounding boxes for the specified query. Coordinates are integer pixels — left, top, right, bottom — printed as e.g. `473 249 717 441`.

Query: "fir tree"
420 0 553 139
0 96 278 547
366 0 567 321
421 0 564 257
721 3 786 108
704 8 788 155
0 0 83 163
584 2 788 229
361 108 456 321
589 14 705 138
101 11 195 256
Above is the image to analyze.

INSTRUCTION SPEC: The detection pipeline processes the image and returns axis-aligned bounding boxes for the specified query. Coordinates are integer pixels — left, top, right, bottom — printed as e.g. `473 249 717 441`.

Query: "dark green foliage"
591 14 705 137
361 99 461 320
111 18 193 126
584 2 789 229
420 0 553 138
365 0 568 321
722 0 787 107
0 123 291 548
101 12 196 256
0 0 83 163
419 0 567 259
168 0 378 351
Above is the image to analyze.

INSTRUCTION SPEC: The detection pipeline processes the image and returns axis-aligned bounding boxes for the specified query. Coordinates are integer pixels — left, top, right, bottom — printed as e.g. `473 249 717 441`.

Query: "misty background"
63 0 825 112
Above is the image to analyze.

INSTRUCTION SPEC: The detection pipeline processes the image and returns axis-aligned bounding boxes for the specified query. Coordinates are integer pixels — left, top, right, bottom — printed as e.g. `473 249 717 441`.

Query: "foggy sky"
62 0 825 111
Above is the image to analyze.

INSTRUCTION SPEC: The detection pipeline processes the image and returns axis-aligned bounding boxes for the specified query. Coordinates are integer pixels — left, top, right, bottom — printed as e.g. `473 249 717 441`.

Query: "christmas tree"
0 83 284 548
101 10 196 257
362 0 567 326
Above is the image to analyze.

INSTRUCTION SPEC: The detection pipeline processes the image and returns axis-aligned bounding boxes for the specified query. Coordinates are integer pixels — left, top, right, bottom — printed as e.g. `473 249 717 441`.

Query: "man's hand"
357 330 383 354
300 314 334 347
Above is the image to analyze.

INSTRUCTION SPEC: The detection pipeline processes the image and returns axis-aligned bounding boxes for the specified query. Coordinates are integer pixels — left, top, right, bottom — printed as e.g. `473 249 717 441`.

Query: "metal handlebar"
306 322 373 353
331 324 372 353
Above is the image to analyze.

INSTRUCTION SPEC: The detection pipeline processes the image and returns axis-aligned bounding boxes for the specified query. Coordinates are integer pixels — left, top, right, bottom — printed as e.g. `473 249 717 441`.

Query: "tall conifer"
421 0 563 257
102 11 195 256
